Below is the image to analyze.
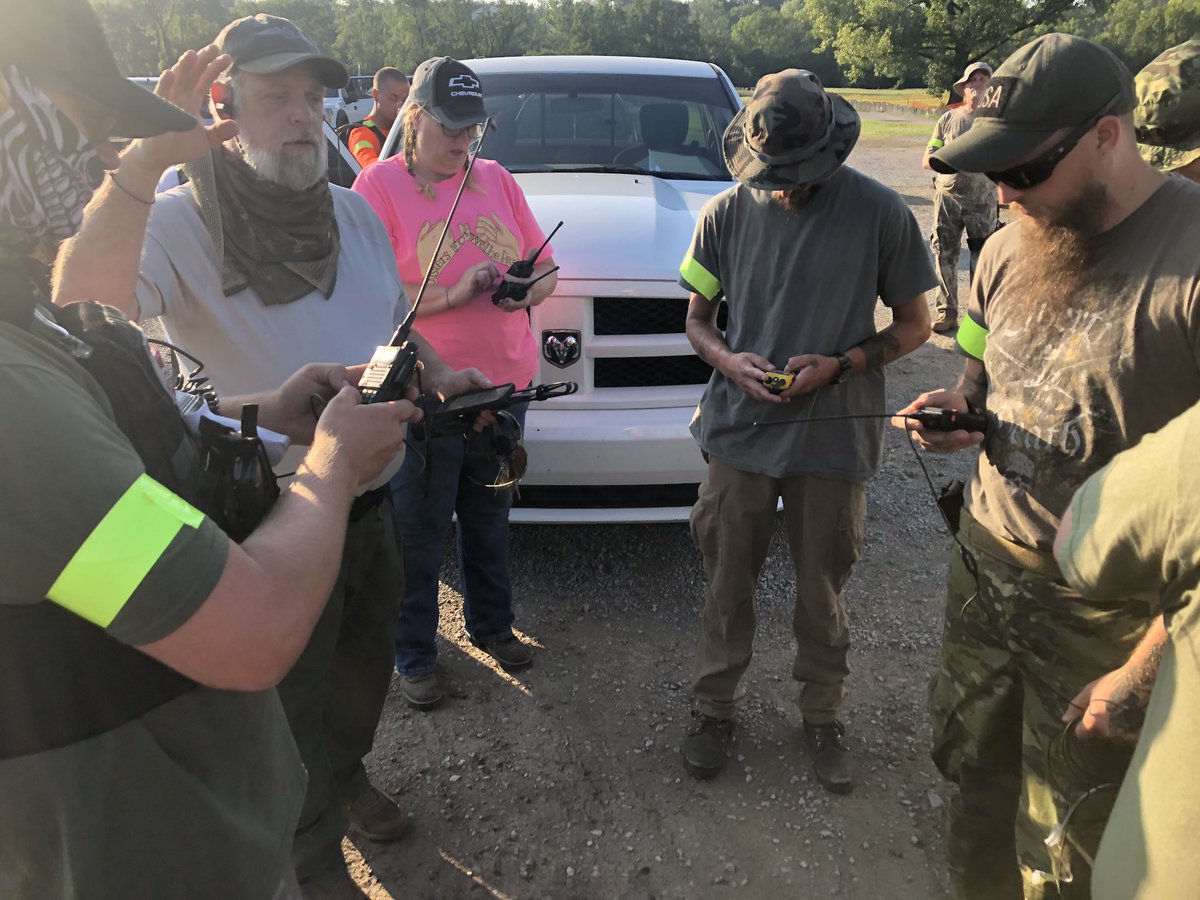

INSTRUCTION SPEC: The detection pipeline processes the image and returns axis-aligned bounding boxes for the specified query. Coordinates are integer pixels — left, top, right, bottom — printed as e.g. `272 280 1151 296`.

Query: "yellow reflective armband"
47 474 205 627
680 253 721 302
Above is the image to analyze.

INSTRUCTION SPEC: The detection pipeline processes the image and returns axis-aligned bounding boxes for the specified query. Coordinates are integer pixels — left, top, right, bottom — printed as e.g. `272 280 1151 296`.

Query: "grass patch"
829 87 945 108
857 117 934 140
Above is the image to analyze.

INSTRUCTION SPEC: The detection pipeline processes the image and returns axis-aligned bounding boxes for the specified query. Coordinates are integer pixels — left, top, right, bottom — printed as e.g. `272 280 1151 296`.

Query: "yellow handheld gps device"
763 370 794 395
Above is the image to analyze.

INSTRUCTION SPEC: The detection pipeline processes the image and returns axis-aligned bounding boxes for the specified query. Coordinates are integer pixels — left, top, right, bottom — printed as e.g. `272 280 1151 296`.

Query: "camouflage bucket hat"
723 69 860 191
1135 39 1200 172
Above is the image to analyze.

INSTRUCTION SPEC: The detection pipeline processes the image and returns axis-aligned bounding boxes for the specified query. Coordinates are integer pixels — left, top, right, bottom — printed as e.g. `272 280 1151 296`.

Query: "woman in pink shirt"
354 57 557 711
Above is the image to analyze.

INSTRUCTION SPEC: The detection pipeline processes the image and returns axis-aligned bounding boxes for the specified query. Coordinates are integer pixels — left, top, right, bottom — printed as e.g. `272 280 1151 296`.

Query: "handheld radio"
492 221 563 305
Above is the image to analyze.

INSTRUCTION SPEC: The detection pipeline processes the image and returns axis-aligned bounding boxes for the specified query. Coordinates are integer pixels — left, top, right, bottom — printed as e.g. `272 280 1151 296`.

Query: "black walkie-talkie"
492 221 563 305
357 119 492 404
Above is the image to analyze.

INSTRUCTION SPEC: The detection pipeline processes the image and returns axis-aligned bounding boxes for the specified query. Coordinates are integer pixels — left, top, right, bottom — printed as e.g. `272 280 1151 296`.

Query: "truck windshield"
476 72 737 181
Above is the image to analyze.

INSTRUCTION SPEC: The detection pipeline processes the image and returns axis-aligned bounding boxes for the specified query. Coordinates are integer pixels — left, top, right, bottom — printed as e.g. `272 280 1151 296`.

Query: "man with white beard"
53 14 489 896
894 33 1200 900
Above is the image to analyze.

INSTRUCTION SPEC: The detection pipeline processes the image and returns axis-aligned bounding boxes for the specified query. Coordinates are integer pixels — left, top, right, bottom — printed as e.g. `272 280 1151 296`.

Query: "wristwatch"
831 353 853 385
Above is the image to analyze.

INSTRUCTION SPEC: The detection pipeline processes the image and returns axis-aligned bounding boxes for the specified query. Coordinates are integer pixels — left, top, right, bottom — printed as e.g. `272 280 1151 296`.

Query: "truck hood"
511 172 730 283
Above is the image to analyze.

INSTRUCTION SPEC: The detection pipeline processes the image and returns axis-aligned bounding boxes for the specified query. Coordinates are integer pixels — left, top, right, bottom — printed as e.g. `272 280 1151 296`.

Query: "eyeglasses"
418 107 484 141
984 95 1123 190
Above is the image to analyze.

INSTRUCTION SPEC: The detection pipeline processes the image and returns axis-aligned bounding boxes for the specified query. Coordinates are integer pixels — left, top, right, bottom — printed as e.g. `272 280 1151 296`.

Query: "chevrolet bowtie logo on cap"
448 74 480 92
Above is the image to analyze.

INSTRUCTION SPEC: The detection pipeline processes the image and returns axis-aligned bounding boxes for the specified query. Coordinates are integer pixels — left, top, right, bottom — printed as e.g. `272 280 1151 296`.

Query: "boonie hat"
409 57 487 130
953 62 993 94
0 0 196 138
723 69 860 191
930 34 1136 176
215 14 347 89
1134 39 1200 172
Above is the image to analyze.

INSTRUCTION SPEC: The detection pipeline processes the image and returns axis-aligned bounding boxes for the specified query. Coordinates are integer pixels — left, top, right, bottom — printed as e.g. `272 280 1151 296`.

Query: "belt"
959 508 1063 582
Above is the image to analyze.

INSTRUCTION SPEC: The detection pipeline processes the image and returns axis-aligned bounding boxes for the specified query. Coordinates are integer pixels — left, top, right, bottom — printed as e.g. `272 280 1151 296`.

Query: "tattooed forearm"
856 330 902 371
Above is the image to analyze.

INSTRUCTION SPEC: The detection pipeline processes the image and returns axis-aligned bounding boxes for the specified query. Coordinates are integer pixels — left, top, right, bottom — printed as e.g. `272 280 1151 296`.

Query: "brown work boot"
399 672 444 710
932 313 958 334
475 636 533 671
682 712 734 780
804 720 855 794
343 783 410 843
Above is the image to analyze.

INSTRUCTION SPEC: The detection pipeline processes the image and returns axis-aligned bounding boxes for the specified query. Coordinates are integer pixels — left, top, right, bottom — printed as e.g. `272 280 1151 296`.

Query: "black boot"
682 712 734 780
804 720 854 794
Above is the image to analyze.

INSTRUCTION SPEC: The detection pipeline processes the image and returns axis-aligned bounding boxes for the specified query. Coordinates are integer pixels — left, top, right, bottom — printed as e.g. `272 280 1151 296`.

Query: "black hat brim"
929 118 1056 175
80 74 198 139
236 51 348 89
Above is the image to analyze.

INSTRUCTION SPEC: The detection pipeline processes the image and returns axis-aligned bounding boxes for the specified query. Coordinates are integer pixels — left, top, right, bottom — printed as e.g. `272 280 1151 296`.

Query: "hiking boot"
399 672 444 710
475 636 533 671
343 783 410 843
804 720 855 794
682 712 734 780
932 313 958 334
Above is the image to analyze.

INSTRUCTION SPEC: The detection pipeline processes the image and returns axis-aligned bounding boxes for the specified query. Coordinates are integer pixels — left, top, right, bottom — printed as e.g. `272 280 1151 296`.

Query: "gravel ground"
345 120 987 899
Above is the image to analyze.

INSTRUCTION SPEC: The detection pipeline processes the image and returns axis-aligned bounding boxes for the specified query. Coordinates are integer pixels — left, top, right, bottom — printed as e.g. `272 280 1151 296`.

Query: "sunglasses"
984 123 1092 190
984 95 1123 190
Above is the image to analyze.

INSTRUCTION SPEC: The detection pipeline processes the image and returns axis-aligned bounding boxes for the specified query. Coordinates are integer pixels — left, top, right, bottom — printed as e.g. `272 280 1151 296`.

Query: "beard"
1006 179 1112 309
770 185 816 210
239 136 325 191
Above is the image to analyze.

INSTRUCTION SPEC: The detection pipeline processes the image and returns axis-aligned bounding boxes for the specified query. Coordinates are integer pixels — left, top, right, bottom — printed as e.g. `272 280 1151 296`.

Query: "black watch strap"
832 353 853 384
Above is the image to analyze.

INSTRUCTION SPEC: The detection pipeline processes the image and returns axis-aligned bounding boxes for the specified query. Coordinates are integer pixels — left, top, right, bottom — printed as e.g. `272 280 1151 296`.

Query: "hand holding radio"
492 221 563 309
310 385 421 488
891 390 986 453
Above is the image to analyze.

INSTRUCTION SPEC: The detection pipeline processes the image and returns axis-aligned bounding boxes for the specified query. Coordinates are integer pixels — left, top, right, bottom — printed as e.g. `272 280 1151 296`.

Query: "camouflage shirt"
928 107 998 204
959 176 1200 551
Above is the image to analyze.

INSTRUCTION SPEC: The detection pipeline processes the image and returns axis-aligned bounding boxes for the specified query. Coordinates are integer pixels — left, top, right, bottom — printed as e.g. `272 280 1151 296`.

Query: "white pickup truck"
377 55 741 523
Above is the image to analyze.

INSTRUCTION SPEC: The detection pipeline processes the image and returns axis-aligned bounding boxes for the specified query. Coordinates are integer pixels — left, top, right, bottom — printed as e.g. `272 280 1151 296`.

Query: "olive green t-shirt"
959 175 1200 550
0 322 305 898
1056 400 1200 900
678 167 937 480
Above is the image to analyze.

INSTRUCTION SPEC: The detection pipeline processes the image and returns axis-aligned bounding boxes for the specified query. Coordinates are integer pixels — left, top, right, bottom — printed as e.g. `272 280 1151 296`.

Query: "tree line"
96 0 1198 94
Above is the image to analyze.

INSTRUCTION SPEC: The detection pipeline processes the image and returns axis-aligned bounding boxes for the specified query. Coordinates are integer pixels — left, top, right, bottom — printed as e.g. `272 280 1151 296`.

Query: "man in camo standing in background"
923 62 998 333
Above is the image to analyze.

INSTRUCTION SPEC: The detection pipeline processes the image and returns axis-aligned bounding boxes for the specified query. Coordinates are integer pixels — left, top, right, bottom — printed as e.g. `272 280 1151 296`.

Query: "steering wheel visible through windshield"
470 72 737 181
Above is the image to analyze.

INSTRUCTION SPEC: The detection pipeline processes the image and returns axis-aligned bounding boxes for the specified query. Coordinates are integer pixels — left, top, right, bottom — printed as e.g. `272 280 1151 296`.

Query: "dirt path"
347 127 980 899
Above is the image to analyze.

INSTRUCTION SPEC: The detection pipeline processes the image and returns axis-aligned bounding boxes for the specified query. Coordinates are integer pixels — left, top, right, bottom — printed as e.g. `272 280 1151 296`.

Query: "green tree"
1088 0 1200 72
799 0 1084 91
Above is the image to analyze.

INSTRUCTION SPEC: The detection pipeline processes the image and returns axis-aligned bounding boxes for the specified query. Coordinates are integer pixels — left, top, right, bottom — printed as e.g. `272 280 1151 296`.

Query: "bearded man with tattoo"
895 34 1200 900
677 69 934 793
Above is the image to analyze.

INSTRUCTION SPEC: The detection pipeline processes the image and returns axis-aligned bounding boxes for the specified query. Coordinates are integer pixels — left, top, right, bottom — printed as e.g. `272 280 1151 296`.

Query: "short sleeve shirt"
1057 401 1200 900
353 157 551 388
929 108 997 205
0 323 304 898
678 167 937 480
960 176 1200 550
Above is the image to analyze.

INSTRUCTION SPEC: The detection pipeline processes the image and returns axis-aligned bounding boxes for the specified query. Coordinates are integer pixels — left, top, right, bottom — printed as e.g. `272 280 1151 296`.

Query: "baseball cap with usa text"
930 33 1136 176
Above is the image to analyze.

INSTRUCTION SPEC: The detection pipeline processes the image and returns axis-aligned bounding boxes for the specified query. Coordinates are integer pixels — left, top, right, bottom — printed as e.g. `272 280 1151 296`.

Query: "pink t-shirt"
353 157 552 388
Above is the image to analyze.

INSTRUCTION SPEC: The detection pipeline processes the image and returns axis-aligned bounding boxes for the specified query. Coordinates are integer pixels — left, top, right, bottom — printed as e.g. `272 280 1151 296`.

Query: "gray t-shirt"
678 167 937 480
929 107 997 204
961 175 1200 550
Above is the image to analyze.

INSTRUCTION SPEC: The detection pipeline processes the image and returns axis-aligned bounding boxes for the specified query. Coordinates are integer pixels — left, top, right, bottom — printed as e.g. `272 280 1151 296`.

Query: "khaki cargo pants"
690 456 865 724
931 511 1149 899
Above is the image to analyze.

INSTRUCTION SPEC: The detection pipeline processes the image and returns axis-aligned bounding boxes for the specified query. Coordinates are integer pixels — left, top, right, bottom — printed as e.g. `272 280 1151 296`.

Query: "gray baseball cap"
409 57 487 130
214 14 347 88
931 34 1135 175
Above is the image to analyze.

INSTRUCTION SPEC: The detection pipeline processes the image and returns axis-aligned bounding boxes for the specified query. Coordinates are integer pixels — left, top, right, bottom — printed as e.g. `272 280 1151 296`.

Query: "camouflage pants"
931 192 997 318
930 514 1150 899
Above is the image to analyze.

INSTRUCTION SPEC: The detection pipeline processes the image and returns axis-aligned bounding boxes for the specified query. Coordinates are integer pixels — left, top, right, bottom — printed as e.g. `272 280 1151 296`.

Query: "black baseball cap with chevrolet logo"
215 14 347 88
930 33 1136 175
410 57 487 130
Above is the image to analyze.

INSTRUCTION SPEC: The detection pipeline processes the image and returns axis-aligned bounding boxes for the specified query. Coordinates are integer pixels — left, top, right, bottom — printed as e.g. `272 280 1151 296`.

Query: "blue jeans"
390 403 528 677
